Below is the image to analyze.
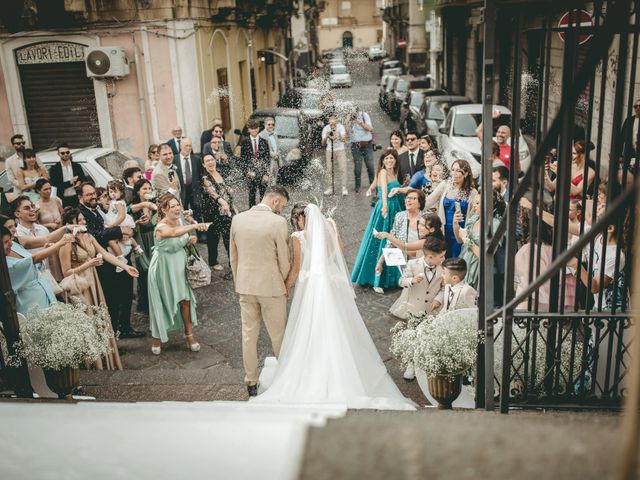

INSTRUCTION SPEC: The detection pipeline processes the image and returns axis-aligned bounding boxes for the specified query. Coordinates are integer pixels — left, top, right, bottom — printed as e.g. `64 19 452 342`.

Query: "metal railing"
478 0 638 412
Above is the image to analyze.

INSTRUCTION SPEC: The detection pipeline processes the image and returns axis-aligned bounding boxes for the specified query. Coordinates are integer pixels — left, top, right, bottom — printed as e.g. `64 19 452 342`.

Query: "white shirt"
407 148 420 171
61 162 75 197
16 222 50 263
633 117 640 152
322 124 346 151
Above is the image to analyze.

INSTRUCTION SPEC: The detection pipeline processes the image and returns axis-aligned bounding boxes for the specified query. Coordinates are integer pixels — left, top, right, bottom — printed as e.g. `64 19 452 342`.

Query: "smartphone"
454 201 461 213
72 226 87 235
184 209 193 217
373 228 379 236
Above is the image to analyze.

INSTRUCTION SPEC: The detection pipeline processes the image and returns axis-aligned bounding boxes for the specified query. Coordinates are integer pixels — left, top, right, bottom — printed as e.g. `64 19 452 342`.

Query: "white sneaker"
342 187 348 196
324 188 333 195
373 286 384 294
403 364 416 381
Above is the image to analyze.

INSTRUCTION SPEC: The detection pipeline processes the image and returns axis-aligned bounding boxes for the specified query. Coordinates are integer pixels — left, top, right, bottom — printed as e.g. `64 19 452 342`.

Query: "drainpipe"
132 32 150 152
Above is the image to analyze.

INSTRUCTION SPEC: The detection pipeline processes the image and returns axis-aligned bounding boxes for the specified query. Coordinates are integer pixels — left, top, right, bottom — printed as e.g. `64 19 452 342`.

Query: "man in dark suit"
618 99 640 160
166 126 183 155
240 119 271 207
200 118 224 153
397 130 424 185
172 137 201 215
49 143 87 207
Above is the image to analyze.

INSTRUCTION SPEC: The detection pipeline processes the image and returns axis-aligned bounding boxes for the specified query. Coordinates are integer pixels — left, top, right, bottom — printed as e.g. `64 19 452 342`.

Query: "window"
95 151 135 180
410 93 424 107
452 113 511 137
301 93 322 109
331 65 347 75
396 79 409 93
275 116 300 138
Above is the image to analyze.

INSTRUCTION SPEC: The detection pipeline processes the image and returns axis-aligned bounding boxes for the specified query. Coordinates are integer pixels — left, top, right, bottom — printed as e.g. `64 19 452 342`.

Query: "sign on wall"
15 41 86 65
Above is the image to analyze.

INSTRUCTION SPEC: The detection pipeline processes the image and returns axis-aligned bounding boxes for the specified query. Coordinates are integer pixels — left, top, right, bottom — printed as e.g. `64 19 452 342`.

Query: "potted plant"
391 308 480 409
9 302 113 399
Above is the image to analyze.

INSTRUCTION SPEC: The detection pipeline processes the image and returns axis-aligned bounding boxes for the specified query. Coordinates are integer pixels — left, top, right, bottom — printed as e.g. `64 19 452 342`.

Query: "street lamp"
257 49 293 88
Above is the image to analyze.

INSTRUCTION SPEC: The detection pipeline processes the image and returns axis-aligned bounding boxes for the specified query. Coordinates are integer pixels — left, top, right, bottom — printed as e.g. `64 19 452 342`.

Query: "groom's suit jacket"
390 258 444 318
230 204 290 297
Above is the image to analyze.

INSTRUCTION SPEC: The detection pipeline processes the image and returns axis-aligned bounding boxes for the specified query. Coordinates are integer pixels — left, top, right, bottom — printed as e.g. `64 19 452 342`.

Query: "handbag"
185 245 211 289
59 273 92 296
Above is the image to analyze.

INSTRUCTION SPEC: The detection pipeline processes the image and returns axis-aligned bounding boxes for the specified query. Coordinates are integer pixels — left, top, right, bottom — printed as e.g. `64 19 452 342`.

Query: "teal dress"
148 224 197 342
351 179 405 288
7 241 56 316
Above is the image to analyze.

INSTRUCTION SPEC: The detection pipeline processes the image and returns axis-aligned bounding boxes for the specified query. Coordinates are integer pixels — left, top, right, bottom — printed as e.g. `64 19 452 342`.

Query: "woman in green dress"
148 194 209 355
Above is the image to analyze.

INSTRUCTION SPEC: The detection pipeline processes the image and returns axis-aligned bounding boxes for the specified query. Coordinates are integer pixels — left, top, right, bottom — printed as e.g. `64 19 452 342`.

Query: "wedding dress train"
252 204 415 410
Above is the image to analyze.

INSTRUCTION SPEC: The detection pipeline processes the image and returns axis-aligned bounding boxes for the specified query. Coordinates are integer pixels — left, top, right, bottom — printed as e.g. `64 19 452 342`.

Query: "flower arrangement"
391 308 480 378
9 302 114 371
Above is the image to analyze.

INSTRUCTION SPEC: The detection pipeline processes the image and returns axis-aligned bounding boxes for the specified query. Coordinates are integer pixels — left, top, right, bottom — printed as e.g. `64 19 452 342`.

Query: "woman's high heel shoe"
185 334 201 352
151 342 161 355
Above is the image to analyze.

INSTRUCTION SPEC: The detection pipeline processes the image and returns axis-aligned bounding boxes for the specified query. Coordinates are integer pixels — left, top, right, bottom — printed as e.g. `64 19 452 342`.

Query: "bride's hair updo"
290 202 308 230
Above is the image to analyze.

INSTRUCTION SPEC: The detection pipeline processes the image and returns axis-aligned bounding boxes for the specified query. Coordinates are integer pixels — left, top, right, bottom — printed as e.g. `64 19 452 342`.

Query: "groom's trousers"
239 293 287 385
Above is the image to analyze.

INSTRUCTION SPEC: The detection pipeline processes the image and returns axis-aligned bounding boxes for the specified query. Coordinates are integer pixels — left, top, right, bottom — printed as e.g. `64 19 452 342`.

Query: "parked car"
378 74 396 111
329 64 352 88
412 95 472 139
234 108 311 185
387 77 434 121
437 104 531 178
368 44 385 61
379 59 403 76
0 147 135 194
278 87 335 146
398 89 432 132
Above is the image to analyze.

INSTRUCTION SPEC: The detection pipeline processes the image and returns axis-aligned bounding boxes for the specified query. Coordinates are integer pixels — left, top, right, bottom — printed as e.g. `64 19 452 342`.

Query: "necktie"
448 287 454 307
176 138 181 151
253 138 258 162
410 152 414 171
425 265 435 283
184 157 191 186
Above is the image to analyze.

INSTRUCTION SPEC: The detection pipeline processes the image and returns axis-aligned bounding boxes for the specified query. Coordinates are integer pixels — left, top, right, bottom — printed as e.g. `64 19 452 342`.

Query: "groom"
230 185 291 396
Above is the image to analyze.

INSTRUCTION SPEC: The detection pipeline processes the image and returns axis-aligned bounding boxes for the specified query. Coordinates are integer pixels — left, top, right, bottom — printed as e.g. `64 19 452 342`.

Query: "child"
104 180 142 271
441 257 478 312
390 236 446 319
392 236 447 381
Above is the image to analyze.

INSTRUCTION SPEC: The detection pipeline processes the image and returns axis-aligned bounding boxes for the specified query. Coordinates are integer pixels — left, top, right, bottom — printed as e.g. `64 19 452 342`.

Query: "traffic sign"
558 9 593 45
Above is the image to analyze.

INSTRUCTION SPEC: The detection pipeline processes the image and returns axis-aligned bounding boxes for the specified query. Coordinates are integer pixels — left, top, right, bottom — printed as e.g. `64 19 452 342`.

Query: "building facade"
317 0 383 52
0 0 295 160
382 0 428 74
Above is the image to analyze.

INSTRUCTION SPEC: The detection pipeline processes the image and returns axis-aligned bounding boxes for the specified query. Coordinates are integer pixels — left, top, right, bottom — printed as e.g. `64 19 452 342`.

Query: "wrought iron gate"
478 0 638 411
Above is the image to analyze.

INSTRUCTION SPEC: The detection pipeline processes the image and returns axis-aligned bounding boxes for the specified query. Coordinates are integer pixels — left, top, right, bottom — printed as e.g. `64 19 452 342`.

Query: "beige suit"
151 162 181 198
390 257 444 319
442 282 477 312
230 205 291 385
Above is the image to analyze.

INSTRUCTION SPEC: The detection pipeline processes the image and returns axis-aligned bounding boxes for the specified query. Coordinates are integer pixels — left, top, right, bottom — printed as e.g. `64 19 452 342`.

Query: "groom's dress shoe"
247 384 258 397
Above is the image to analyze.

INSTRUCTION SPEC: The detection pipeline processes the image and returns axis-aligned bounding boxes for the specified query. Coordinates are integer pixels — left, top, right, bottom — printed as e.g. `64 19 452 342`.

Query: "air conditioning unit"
85 47 130 79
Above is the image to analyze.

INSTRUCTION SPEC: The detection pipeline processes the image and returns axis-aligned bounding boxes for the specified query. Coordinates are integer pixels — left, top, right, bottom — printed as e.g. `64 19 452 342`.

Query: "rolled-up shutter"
18 61 101 150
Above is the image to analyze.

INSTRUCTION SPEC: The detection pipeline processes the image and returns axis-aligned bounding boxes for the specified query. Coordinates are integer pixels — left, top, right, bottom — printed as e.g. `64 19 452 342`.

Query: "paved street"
82 56 424 405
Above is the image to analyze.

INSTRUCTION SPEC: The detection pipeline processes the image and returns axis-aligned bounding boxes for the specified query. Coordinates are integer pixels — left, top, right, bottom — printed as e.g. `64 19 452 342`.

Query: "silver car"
329 65 352 88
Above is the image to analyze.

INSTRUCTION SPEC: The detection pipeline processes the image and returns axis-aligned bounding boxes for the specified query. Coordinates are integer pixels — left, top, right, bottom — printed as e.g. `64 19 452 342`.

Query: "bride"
252 203 415 410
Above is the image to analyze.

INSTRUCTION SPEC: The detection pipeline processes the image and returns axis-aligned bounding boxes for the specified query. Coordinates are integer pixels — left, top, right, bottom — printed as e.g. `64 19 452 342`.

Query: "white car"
436 104 531 178
368 45 385 61
0 147 138 193
329 65 352 88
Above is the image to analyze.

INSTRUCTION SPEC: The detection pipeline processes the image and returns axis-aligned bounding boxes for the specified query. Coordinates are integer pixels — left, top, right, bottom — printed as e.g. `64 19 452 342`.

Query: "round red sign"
558 9 593 45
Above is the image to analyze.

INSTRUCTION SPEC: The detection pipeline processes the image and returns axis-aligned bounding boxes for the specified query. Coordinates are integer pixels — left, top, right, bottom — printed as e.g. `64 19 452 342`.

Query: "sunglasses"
634 105 640 108
406 137 417 141
13 141 25 146
150 150 158 154
59 151 71 155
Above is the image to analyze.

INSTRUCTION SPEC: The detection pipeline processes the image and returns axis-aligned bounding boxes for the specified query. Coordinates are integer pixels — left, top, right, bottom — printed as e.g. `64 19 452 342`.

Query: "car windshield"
95 151 137 180
301 93 321 109
453 112 511 137
331 66 347 75
275 115 300 138
396 80 408 93
410 92 424 107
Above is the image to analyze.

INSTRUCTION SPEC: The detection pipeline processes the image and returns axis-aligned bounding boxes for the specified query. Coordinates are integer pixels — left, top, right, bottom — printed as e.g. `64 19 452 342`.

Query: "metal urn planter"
427 374 463 409
44 366 80 399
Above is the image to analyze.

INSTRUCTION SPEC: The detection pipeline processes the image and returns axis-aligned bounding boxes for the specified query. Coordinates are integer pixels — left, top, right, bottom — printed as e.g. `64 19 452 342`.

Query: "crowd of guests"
350 116 631 319
1 115 289 366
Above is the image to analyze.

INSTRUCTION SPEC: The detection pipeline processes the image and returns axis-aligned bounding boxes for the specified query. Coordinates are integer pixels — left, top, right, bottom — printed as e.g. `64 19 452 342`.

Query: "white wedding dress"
252 204 415 410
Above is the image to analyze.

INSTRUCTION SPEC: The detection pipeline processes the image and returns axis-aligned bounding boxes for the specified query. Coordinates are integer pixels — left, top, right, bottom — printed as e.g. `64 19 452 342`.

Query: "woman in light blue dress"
1 225 72 316
351 149 405 293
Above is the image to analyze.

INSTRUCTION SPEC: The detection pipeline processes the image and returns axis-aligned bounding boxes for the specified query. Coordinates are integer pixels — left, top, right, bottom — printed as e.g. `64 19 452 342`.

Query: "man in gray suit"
152 143 181 198
230 185 291 397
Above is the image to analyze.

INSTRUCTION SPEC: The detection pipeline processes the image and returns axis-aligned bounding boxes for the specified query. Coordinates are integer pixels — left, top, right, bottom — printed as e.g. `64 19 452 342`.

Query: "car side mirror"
439 127 448 135
234 128 242 136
